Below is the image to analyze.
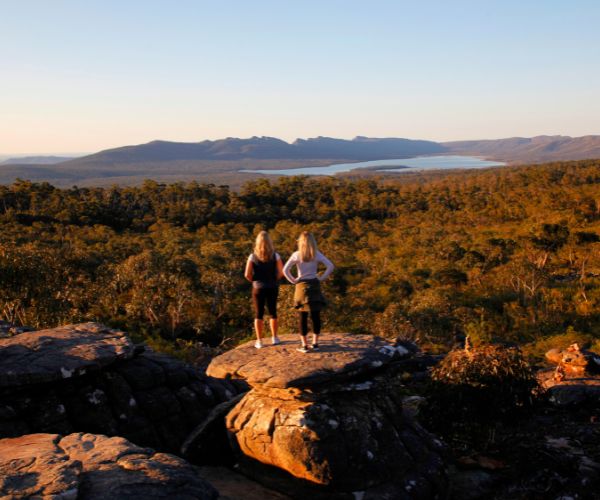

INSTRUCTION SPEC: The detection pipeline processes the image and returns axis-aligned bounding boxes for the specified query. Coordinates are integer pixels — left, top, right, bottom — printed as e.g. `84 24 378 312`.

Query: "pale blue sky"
1 0 600 154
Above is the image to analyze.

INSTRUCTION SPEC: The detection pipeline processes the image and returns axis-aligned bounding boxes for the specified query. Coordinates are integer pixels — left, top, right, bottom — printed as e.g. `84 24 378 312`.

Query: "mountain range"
2 134 600 187
64 136 446 165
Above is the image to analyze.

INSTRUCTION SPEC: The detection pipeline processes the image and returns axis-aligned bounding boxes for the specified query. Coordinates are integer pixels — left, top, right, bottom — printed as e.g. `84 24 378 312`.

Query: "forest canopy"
0 159 599 357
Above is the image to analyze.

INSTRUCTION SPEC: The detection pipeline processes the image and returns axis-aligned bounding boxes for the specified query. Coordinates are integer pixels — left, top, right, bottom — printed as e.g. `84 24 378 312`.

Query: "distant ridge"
290 136 446 160
1 156 75 165
445 135 600 162
65 136 445 166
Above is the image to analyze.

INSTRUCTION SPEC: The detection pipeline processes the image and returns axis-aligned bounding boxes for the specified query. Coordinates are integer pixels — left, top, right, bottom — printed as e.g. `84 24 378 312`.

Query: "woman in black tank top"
244 231 284 348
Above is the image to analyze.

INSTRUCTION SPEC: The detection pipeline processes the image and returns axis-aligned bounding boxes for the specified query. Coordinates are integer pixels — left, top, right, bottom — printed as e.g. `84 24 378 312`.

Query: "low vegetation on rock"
427 344 538 424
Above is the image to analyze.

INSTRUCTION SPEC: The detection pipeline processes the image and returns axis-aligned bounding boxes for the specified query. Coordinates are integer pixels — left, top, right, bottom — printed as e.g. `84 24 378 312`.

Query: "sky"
1 0 600 155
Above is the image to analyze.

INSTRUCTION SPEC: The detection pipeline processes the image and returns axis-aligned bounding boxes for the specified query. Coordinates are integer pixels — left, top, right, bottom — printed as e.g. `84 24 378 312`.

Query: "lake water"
240 155 505 176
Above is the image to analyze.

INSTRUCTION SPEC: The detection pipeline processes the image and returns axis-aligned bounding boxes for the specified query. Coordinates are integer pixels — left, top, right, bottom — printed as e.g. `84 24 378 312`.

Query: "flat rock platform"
206 333 409 389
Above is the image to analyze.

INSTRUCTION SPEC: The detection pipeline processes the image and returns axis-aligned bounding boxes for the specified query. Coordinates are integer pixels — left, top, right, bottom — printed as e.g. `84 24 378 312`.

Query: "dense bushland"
0 159 599 354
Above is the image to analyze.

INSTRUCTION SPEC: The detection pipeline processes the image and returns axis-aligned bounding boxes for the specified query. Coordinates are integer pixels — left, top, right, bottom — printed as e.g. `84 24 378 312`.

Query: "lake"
240 155 505 176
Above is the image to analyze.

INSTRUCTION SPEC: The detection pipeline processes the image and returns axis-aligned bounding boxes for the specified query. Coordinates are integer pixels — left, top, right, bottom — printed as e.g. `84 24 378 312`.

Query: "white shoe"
254 341 263 349
272 337 281 345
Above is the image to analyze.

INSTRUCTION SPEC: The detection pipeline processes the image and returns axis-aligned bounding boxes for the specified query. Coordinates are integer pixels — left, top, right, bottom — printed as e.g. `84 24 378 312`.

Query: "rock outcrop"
0 323 134 387
206 333 447 499
0 323 244 454
0 432 218 499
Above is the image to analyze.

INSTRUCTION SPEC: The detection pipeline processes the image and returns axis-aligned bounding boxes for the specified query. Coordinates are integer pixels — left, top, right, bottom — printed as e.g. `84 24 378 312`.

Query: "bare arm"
276 256 285 280
244 257 253 282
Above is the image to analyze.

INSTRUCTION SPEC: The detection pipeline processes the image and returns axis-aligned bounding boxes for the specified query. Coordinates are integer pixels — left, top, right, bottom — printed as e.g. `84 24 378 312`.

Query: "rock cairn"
541 344 600 407
546 343 600 379
206 333 447 499
0 323 244 453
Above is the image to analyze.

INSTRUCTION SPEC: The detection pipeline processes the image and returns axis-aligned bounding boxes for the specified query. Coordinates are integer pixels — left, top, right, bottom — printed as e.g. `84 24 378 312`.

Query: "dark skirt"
293 279 326 312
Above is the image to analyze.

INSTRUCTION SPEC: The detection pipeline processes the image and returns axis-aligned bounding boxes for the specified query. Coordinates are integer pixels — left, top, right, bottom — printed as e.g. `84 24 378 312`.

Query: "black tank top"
252 254 278 288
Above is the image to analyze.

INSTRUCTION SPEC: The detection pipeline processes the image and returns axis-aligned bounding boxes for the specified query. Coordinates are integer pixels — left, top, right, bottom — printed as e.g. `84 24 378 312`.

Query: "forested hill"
0 159 599 358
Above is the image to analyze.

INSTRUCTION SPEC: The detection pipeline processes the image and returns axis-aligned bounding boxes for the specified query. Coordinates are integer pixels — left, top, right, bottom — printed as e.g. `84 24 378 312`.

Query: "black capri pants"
252 287 278 320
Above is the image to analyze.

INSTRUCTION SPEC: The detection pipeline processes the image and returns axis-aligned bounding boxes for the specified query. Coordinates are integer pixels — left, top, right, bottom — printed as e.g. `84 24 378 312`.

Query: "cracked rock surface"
0 432 218 499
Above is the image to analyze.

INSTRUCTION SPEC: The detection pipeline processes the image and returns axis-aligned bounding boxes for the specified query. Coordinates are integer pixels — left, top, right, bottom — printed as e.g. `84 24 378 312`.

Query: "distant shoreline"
239 155 505 177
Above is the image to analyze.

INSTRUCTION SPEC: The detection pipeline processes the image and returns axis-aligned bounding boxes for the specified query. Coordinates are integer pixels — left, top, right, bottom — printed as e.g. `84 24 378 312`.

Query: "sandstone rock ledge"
0 432 217 499
207 333 448 499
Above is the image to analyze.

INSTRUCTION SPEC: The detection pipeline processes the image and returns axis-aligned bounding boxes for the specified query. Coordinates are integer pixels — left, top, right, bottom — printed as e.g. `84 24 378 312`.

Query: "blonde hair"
298 231 317 262
254 231 275 262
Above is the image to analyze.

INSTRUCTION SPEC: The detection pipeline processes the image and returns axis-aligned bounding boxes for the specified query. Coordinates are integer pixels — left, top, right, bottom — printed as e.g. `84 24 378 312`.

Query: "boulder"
0 432 218 499
207 333 447 499
544 378 600 407
226 384 445 493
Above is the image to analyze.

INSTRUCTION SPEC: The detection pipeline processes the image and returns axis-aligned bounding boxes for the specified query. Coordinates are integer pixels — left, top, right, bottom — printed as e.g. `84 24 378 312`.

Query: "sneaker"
254 341 263 349
272 337 281 345
311 344 319 351
296 346 310 353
